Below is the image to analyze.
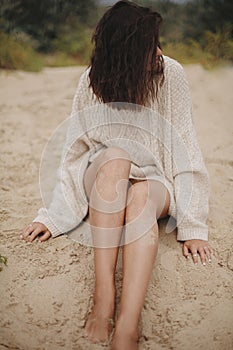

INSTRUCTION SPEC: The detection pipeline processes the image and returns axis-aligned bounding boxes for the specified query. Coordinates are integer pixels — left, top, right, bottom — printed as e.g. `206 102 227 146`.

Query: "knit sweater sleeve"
169 61 210 241
33 69 92 238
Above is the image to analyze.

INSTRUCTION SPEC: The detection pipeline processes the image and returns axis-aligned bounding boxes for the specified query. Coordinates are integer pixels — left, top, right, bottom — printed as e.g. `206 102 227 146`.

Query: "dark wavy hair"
88 0 164 107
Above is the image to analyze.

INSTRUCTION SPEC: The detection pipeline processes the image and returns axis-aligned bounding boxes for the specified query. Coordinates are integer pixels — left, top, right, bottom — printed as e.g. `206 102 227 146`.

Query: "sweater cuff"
177 227 208 242
33 208 63 238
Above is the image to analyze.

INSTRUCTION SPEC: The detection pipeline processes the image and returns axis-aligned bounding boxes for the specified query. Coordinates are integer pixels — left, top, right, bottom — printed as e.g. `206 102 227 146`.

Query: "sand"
0 63 232 350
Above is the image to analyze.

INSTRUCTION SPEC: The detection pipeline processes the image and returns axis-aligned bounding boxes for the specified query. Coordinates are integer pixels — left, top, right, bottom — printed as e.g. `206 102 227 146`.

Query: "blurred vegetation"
0 31 43 71
161 24 233 69
139 0 233 69
0 0 232 71
0 254 7 271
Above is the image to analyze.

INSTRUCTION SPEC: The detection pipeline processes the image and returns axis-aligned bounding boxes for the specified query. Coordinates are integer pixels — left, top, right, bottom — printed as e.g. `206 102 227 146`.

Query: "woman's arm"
169 61 214 264
21 69 93 242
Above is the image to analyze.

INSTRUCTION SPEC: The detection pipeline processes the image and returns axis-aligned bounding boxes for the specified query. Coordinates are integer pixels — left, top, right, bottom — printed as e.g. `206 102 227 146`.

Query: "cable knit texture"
33 56 210 242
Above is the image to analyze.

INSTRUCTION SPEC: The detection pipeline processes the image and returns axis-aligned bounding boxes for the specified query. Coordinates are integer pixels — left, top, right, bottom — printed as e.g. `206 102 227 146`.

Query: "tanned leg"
111 180 170 350
84 147 132 344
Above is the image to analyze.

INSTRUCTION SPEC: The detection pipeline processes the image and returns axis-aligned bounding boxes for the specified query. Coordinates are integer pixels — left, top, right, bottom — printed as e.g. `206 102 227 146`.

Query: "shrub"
161 34 233 69
203 24 233 62
51 26 94 65
0 31 43 71
0 254 7 271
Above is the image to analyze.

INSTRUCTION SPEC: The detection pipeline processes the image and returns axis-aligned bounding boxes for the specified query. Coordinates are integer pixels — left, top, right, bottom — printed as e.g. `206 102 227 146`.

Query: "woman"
20 1 214 349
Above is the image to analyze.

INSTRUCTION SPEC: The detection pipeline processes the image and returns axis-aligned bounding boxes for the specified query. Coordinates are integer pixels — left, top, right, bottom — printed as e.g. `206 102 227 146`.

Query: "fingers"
190 249 198 265
20 223 51 243
21 223 35 241
38 230 51 242
183 240 214 267
182 244 190 259
203 245 214 262
198 248 206 266
27 227 44 242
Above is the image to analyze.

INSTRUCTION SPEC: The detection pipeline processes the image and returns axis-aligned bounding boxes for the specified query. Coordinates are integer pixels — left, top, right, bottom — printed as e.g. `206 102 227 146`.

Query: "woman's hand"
182 239 214 266
20 222 52 243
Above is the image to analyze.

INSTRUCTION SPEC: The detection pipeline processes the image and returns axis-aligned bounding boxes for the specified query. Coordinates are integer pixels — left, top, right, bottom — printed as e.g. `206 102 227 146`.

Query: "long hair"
88 0 164 107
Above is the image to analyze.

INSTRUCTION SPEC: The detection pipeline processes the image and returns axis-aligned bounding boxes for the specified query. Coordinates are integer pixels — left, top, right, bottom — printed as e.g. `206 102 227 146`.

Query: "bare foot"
111 329 139 350
110 320 139 350
84 286 116 344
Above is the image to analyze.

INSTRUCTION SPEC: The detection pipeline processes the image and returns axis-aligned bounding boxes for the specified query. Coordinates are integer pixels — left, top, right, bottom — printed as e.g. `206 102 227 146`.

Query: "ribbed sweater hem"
33 213 63 238
177 228 208 242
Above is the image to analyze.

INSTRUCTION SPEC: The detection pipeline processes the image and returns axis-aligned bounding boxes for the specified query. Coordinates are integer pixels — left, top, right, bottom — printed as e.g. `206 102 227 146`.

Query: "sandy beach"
0 63 232 350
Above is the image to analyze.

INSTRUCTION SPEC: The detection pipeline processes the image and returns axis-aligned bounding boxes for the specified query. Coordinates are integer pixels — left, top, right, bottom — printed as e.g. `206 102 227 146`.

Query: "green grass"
161 27 233 70
162 41 219 69
41 52 81 67
0 254 7 271
1 30 232 72
41 51 89 68
0 30 92 71
49 27 94 66
0 32 43 72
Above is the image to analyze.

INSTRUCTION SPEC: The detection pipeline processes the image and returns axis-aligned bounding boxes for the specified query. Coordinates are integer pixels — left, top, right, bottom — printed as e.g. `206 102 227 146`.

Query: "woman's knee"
126 181 152 219
126 180 169 220
124 181 158 243
84 147 132 204
127 181 149 205
94 147 132 181
100 147 131 167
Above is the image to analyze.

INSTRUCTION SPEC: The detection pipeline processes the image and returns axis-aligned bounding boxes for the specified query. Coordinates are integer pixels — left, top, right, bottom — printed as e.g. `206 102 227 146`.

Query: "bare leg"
84 147 131 344
111 180 170 350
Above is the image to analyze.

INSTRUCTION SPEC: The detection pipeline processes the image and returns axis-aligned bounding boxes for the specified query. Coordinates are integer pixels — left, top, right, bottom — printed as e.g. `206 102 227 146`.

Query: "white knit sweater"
33 56 210 242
